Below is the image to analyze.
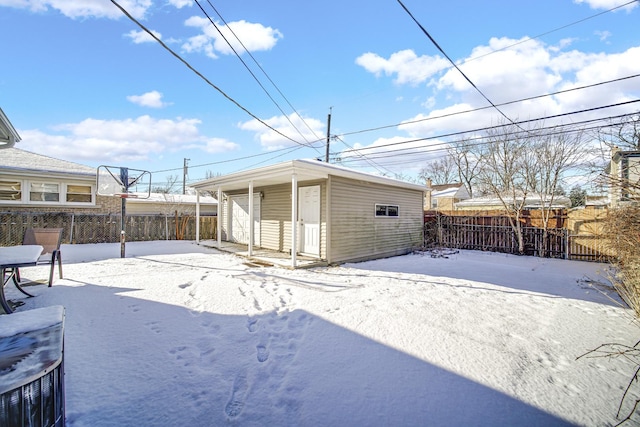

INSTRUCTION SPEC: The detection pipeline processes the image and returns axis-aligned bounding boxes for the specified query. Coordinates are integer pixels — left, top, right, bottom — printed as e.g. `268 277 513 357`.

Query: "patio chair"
16 228 64 287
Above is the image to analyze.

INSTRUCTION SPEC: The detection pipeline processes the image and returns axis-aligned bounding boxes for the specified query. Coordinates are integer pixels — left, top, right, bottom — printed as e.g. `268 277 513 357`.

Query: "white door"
298 186 320 256
229 194 260 245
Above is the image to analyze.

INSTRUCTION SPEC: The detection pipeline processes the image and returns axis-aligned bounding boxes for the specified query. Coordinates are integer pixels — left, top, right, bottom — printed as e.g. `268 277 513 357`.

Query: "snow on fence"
0 212 217 246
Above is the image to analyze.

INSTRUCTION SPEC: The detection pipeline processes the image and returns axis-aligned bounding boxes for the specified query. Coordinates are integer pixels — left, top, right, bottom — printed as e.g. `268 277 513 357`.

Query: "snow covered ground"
4 241 639 426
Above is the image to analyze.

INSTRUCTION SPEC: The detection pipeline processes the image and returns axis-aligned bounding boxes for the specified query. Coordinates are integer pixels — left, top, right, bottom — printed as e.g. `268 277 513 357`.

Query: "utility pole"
325 107 332 162
183 158 190 194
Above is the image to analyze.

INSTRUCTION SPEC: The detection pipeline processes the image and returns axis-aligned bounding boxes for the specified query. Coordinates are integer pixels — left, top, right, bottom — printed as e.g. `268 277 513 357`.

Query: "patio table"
0 245 43 314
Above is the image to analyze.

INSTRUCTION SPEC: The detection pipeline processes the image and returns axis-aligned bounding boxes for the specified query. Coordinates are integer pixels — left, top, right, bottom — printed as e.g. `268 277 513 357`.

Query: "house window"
0 180 21 201
375 204 399 217
66 184 92 203
30 182 60 202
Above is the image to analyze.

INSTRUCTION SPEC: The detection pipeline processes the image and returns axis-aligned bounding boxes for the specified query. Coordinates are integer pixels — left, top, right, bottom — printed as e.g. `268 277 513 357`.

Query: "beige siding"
260 184 291 252
259 182 327 258
328 176 423 264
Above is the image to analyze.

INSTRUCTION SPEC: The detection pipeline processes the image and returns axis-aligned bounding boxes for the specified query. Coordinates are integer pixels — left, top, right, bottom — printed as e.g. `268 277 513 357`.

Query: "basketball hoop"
96 165 152 258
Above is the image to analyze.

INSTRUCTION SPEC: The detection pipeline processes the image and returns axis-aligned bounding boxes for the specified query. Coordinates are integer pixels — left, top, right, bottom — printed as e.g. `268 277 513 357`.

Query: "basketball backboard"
97 165 151 199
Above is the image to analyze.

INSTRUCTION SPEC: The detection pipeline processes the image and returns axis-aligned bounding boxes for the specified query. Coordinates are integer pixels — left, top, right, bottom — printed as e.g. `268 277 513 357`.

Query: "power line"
109 0 306 148
193 0 322 152
201 0 325 144
152 138 324 175
336 73 640 138
458 0 640 67
396 0 526 132
334 101 640 157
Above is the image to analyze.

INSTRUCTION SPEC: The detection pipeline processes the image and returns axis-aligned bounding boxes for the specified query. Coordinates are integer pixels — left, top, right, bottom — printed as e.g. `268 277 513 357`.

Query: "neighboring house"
606 147 640 207
0 108 20 149
1 148 218 217
192 159 425 268
424 180 470 211
454 194 571 211
0 148 106 213
125 192 217 216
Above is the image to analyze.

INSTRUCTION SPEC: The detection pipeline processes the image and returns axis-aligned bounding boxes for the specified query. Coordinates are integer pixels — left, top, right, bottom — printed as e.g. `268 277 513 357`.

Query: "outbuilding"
192 159 425 268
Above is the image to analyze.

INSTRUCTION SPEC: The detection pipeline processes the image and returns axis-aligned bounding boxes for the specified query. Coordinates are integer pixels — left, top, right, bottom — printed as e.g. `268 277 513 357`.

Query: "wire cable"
201 0 326 144
193 0 322 152
109 0 306 148
396 0 526 132
336 100 640 156
337 73 640 138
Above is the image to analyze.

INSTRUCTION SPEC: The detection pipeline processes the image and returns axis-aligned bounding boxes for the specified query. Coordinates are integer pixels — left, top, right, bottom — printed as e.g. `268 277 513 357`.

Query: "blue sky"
1 0 639 190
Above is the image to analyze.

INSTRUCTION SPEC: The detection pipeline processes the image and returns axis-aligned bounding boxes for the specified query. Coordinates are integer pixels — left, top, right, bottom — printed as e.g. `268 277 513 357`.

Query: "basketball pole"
120 195 126 258
119 167 129 258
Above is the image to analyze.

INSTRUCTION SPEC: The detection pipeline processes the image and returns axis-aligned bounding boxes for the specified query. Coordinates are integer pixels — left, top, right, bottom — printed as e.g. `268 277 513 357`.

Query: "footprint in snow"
225 374 248 418
256 345 269 363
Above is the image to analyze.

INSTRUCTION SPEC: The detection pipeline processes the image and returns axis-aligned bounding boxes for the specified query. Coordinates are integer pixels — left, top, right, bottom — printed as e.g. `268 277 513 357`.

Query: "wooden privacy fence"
0 212 217 246
424 212 613 262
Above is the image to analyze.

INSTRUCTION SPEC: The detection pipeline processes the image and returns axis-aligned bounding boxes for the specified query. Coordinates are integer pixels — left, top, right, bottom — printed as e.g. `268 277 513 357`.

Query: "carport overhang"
0 108 21 149
191 160 332 268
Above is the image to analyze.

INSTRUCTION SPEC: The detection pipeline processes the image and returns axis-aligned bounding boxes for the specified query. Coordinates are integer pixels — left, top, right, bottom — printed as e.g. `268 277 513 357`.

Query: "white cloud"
336 135 443 177
126 29 161 44
355 50 450 86
168 0 191 8
594 30 612 42
18 116 240 163
127 91 170 108
0 0 152 19
350 37 640 177
202 137 241 154
574 0 638 11
183 16 282 58
238 114 325 151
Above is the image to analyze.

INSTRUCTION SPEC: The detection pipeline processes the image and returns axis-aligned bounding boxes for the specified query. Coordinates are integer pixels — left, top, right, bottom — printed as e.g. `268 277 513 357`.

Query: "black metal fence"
0 212 217 246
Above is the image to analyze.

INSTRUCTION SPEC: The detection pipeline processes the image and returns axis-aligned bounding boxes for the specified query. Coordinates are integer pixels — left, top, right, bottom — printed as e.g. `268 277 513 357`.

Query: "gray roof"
0 148 96 179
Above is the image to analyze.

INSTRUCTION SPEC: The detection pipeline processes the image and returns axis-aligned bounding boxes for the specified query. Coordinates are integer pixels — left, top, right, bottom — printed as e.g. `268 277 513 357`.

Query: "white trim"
291 173 298 268
0 178 95 206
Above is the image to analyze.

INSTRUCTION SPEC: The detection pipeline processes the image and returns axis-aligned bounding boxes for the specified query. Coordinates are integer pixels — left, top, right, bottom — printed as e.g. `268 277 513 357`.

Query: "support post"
120 197 126 258
325 108 332 162
217 187 223 248
291 173 298 268
195 190 200 244
248 181 254 257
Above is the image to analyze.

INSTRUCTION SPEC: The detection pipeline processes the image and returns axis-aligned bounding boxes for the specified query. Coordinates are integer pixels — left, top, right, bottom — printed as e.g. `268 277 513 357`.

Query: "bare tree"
530 127 588 256
448 136 482 198
418 156 457 185
476 123 534 254
152 174 180 194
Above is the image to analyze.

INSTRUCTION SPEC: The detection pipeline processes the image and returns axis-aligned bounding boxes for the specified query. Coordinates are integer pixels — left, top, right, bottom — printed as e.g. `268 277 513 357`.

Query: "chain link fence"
0 212 217 246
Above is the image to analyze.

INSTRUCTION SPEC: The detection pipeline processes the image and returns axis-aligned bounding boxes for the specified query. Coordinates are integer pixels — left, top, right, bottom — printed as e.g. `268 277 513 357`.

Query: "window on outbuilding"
375 204 399 217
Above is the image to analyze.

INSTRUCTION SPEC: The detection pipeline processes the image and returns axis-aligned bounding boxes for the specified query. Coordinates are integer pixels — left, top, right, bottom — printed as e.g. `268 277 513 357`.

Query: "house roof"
0 148 96 180
0 108 21 149
431 183 470 200
455 194 571 208
127 192 217 205
192 159 427 193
